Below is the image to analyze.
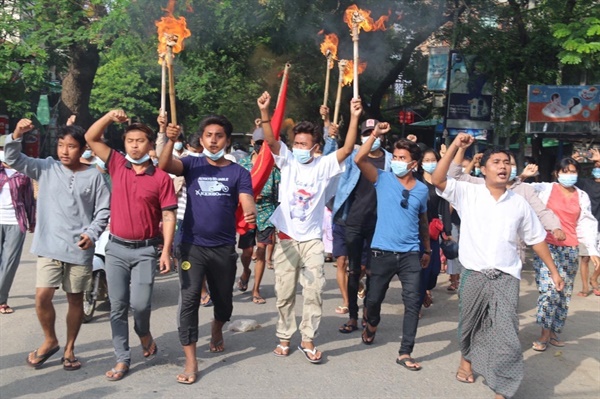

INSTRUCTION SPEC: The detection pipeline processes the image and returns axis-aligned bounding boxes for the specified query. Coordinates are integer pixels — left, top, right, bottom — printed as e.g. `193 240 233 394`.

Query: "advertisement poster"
445 52 493 140
426 47 449 91
526 85 599 135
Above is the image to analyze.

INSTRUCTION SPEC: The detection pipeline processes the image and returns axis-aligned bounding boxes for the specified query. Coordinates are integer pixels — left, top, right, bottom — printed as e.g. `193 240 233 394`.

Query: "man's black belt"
109 234 161 249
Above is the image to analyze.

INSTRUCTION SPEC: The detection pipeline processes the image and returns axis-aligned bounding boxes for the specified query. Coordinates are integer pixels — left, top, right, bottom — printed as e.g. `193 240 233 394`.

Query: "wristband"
423 250 432 255
261 119 271 124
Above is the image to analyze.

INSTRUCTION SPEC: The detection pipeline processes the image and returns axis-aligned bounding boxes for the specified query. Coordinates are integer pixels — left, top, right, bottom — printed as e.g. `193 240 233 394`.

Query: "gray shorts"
36 257 92 294
579 232 600 257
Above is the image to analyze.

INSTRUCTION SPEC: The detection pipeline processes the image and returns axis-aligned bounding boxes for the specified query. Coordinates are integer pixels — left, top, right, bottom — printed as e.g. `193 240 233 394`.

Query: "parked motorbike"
83 231 109 323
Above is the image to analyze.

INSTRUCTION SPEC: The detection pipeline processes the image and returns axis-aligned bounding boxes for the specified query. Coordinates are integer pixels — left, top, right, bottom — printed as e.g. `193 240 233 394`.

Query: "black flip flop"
26 345 60 369
339 323 359 334
396 357 422 371
61 356 81 371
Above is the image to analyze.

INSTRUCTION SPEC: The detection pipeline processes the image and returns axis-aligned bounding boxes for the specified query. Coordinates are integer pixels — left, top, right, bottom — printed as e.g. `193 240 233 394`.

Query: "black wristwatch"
423 250 432 255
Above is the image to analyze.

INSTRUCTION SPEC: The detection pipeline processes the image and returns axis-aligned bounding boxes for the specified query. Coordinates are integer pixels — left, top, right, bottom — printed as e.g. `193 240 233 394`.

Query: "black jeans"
366 249 421 356
177 243 238 346
345 224 374 321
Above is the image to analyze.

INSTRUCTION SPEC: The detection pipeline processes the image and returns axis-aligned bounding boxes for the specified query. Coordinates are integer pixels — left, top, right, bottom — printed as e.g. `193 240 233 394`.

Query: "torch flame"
343 4 390 33
342 60 366 86
319 31 339 68
156 1 191 63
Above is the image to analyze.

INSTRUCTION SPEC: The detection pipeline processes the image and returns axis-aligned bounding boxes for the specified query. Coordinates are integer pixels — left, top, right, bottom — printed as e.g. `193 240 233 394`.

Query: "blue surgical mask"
82 150 93 159
391 160 411 177
557 173 578 187
174 142 183 151
422 162 437 174
125 153 150 165
152 158 159 166
361 136 381 152
509 166 517 181
203 147 225 161
592 168 600 179
188 151 202 157
292 145 315 164
474 167 481 176
94 158 106 170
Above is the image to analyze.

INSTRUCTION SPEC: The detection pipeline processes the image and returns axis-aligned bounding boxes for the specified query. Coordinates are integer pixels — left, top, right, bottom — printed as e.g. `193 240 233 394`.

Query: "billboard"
426 47 449 91
526 85 599 135
445 52 493 140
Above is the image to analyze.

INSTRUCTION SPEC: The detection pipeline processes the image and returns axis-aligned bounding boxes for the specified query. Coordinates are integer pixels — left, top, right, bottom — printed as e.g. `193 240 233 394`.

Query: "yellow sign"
181 261 191 271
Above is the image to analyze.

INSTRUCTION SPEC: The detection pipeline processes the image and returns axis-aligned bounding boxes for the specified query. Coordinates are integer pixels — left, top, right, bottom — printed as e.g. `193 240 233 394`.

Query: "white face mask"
0 150 4 163
360 136 381 152
187 151 202 157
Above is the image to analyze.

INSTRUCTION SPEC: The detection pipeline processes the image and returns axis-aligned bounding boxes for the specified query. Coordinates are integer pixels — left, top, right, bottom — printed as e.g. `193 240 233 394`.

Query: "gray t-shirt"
4 135 110 265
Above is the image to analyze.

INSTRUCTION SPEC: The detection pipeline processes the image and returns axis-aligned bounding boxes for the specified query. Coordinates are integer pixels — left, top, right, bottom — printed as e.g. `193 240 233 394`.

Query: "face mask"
152 158 159 166
391 160 411 177
125 153 150 165
557 173 578 187
174 142 183 151
474 167 481 176
292 145 315 164
509 166 517 181
203 147 225 161
422 162 437 174
82 150 93 159
188 151 202 157
0 150 4 163
360 136 381 152
592 168 600 179
94 158 106 170
253 143 262 154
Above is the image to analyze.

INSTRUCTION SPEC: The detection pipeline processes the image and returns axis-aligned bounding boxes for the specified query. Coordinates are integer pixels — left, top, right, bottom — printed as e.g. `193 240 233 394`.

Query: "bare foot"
209 320 225 352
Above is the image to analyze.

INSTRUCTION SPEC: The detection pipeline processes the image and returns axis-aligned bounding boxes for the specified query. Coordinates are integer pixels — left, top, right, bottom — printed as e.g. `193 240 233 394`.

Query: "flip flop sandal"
237 277 249 292
61 356 82 371
200 295 213 307
396 357 422 371
106 366 129 381
532 340 548 352
338 323 359 333
273 344 290 357
361 325 376 345
142 340 158 358
455 368 474 383
297 345 322 364
26 345 60 369
252 296 266 304
335 306 349 314
550 337 565 347
0 304 14 314
176 372 198 384
209 340 224 353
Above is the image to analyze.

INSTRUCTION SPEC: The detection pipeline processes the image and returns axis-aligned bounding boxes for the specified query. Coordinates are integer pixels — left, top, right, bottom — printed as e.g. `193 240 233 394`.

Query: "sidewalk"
1 234 599 398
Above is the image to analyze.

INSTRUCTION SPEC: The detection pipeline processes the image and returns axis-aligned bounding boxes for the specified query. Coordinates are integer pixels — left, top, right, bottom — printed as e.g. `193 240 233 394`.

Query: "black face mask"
254 141 263 154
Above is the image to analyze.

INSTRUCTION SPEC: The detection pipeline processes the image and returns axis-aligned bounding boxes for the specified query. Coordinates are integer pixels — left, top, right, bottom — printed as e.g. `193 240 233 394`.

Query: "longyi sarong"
458 269 522 399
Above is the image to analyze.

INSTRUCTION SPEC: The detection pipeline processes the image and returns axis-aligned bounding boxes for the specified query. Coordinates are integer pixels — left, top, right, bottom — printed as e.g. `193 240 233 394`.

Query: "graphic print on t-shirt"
290 187 314 221
196 176 231 197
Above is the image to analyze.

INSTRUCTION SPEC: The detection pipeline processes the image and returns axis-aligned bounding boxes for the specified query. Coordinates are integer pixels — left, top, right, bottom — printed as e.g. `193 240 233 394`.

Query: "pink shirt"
545 184 580 247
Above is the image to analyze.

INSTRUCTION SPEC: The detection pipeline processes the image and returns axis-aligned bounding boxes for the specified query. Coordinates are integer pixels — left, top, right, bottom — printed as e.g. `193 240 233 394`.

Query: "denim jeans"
345 224 374 321
365 249 421 356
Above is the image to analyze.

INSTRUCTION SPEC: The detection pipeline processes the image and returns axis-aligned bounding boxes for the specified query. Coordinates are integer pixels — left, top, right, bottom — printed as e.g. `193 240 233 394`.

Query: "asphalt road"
1 234 599 398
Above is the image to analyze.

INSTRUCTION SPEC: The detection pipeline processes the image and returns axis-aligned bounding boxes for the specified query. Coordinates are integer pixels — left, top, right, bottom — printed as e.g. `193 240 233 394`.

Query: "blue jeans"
366 249 421 356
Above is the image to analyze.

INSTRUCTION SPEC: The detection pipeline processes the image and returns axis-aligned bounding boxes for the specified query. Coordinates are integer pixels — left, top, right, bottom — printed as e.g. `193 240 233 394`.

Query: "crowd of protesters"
1 91 600 399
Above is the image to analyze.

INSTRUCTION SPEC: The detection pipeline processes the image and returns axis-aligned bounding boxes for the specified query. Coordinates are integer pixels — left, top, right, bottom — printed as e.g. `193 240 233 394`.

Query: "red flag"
235 69 289 234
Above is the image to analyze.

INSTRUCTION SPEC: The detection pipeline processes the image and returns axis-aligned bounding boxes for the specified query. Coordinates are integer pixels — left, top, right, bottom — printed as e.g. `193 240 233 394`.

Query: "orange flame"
343 5 390 33
319 31 339 66
342 60 367 86
156 1 191 62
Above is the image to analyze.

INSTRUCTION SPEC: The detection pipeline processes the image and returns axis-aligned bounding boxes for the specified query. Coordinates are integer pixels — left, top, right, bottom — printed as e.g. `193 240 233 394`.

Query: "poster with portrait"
426 47 449 91
526 85 600 135
445 51 493 140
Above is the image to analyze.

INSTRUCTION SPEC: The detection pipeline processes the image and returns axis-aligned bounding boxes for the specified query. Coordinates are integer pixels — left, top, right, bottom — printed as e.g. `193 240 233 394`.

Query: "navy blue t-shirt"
181 156 253 246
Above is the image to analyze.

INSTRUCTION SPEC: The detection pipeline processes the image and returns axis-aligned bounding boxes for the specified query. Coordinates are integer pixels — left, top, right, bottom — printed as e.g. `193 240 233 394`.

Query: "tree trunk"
59 43 100 129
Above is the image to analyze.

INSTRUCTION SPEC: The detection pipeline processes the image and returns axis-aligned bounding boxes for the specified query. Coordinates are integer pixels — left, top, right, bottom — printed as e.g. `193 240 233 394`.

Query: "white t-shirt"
437 177 546 279
0 168 18 225
269 142 344 241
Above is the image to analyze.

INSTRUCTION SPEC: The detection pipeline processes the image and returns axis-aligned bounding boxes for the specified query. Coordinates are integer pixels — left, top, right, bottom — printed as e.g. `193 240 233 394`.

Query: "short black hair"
421 147 441 163
122 123 156 142
187 132 202 150
394 139 422 163
198 115 233 138
57 125 86 149
293 121 321 147
480 147 511 170
554 157 580 174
